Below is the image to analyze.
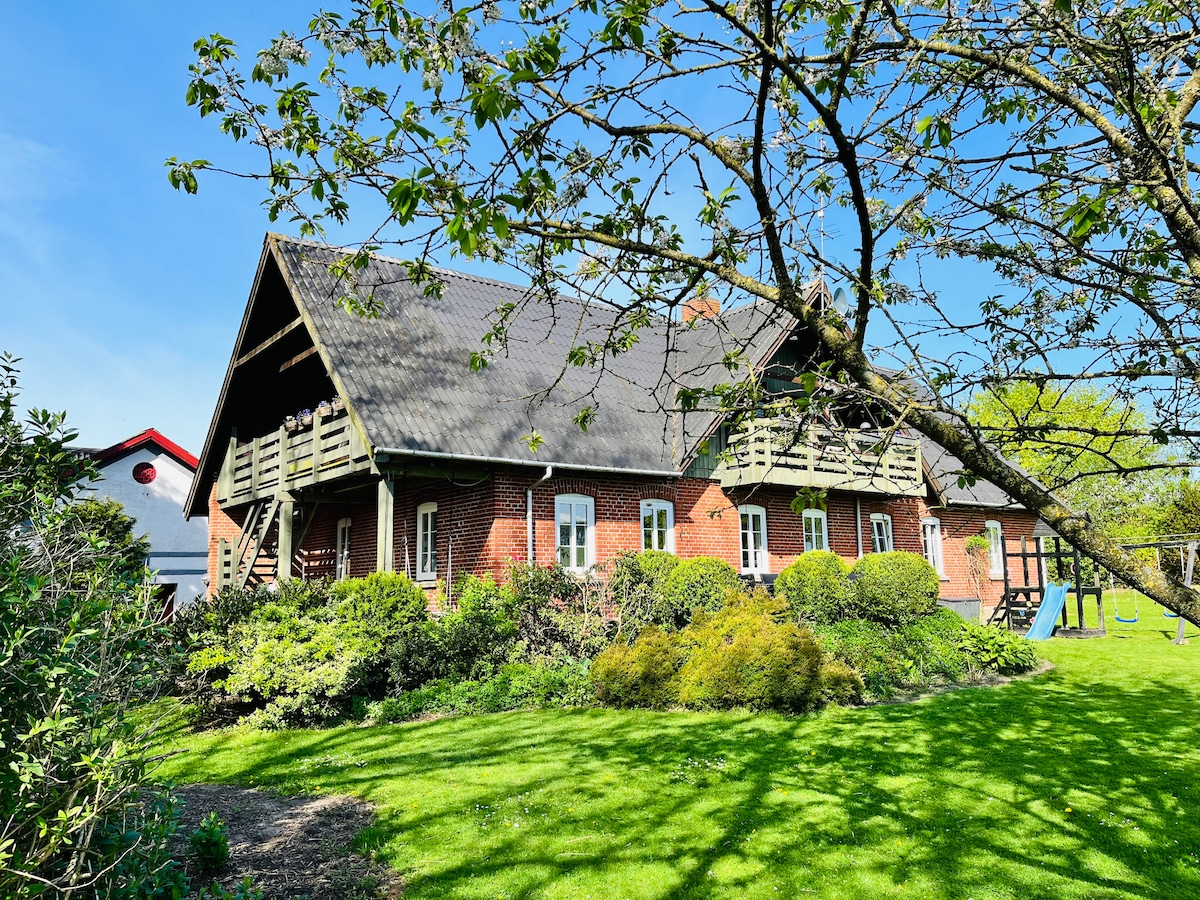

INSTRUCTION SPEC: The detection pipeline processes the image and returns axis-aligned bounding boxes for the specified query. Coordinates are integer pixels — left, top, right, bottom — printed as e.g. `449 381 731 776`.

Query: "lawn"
153 603 1200 900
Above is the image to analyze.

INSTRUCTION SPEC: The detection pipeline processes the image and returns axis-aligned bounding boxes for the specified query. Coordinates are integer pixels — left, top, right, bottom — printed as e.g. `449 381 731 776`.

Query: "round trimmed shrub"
659 556 740 629
609 550 681 635
775 551 850 624
847 551 939 624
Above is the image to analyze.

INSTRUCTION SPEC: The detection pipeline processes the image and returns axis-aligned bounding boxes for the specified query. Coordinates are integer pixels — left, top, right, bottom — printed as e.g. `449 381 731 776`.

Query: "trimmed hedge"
775 550 850 624
847 551 940 624
658 556 741 629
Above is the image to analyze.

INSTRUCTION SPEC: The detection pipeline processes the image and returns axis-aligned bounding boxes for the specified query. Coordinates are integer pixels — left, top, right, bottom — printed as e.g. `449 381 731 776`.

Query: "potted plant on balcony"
330 396 345 414
298 408 314 428
284 415 299 433
316 399 333 419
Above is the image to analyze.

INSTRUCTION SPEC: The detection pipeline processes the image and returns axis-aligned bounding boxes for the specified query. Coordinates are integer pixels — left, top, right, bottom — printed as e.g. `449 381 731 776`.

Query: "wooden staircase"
217 498 280 590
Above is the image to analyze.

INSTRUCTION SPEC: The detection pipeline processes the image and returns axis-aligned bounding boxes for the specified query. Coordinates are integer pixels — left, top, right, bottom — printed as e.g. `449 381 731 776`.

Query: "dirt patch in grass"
174 783 401 899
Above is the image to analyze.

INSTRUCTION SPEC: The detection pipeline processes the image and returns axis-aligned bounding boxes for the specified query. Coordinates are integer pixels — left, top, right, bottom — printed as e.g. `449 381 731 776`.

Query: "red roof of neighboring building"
90 429 199 471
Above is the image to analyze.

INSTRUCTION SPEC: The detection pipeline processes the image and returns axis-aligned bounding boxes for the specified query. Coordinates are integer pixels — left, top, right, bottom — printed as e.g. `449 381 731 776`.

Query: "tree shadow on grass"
163 671 1200 899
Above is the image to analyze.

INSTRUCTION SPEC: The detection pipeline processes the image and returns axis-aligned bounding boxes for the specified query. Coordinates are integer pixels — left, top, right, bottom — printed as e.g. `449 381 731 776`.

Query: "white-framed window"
640 499 674 553
985 519 1005 578
739 504 769 573
335 517 352 580
556 494 595 572
871 513 893 553
802 508 827 553
416 502 438 581
921 517 944 576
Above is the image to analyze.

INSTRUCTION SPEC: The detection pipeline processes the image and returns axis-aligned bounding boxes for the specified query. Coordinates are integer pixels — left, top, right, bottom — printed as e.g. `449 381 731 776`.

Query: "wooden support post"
217 435 238 502
277 500 294 581
377 478 395 573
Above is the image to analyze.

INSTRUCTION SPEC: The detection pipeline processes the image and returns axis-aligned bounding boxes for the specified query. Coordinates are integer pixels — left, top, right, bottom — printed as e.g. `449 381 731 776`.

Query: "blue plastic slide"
1026 582 1071 641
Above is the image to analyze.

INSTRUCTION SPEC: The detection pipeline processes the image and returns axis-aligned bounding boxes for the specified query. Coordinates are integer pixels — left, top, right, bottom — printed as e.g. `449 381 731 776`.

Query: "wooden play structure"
986 533 1106 637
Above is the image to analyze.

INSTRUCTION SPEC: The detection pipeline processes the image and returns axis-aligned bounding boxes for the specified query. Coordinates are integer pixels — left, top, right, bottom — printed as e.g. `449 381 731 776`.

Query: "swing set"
1109 537 1195 645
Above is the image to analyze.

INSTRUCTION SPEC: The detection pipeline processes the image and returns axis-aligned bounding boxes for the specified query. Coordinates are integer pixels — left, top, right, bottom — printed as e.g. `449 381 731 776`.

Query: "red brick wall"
205 482 245 594
204 466 1039 607
916 501 1038 608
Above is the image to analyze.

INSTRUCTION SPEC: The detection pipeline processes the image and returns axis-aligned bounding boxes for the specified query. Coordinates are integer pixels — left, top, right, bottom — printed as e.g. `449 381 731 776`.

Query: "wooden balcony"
215 406 374 507
714 421 924 496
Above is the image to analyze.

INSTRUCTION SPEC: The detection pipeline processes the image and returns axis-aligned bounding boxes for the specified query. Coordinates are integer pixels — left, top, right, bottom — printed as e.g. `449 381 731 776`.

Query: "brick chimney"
681 295 720 322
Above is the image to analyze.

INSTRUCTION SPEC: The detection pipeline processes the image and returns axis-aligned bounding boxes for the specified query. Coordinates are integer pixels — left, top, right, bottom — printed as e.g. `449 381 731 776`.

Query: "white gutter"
527 465 554 563
856 497 864 559
373 445 679 478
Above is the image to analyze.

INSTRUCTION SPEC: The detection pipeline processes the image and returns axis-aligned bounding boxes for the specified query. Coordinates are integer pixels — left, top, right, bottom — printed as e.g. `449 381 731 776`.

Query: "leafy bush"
594 592 827 713
506 561 615 662
775 551 850 624
959 622 1039 674
676 593 824 712
608 550 680 634
199 878 264 900
0 356 183 899
817 608 1036 698
388 575 517 691
818 659 865 706
847 551 940 624
366 661 593 721
590 627 682 709
658 556 741 629
189 811 230 877
181 572 432 728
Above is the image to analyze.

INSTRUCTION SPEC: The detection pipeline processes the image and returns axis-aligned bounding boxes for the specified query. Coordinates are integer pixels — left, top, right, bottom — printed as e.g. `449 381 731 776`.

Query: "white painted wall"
86 448 209 604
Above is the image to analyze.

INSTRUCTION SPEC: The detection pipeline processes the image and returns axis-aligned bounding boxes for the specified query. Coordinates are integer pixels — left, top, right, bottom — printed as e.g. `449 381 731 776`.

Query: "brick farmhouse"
185 234 1035 614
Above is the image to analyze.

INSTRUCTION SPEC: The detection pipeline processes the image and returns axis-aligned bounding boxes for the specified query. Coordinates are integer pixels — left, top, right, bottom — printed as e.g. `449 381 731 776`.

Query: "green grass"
153 604 1200 899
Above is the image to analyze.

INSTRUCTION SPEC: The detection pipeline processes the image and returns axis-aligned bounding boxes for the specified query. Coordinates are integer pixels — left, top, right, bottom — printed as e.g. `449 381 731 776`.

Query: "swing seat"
1115 612 1139 623
1165 610 1180 618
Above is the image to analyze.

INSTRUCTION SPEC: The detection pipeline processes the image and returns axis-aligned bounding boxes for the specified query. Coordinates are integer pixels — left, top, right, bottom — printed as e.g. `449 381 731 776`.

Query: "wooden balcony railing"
215 406 374 507
714 421 924 496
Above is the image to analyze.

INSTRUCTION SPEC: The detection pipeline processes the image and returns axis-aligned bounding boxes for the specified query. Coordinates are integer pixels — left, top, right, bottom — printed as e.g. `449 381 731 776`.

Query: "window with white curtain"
335 517 352 580
985 520 1005 578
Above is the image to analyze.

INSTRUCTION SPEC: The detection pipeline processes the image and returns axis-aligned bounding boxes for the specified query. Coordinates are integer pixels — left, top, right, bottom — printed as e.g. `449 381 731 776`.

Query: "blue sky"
0 3 1006 458
0 3 308 454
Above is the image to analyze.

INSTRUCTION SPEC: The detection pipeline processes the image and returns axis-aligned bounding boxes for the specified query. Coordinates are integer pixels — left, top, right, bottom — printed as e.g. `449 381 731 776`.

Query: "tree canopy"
172 0 1200 621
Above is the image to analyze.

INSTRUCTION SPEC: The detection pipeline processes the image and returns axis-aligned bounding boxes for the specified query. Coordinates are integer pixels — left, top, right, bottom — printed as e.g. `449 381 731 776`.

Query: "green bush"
0 358 184 899
847 551 940 624
959 622 1039 674
189 811 230 877
367 661 594 721
181 572 433 728
818 659 865 706
591 627 682 709
506 561 615 662
593 592 826 714
816 608 1030 699
608 550 680 634
388 575 518 691
658 556 741 629
775 551 850 624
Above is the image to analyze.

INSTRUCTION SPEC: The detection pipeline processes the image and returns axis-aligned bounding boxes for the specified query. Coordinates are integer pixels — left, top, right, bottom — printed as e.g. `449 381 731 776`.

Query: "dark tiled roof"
274 237 792 472
922 440 1020 508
